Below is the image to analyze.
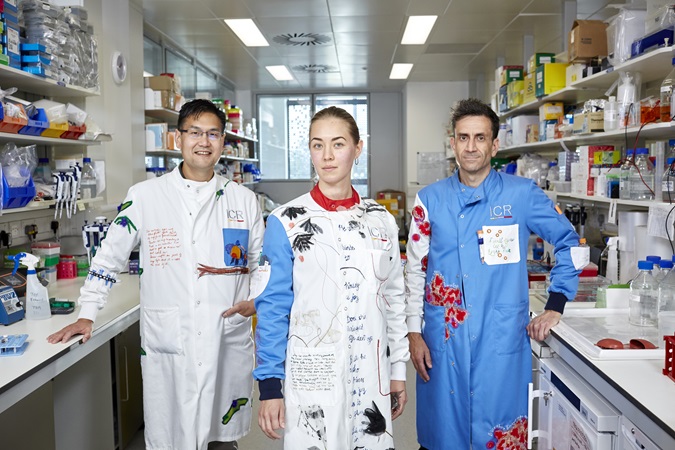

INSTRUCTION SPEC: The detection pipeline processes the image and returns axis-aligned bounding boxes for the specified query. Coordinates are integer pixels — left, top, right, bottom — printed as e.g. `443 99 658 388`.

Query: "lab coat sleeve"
382 214 410 382
253 215 294 388
405 194 431 333
525 181 581 308
78 187 143 322
246 195 265 289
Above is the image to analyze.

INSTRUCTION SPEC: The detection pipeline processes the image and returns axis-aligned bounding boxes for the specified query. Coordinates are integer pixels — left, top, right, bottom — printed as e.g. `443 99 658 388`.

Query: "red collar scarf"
310 184 360 211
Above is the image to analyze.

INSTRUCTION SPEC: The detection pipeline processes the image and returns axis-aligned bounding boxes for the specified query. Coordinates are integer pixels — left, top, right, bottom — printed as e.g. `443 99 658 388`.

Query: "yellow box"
41 121 69 138
602 150 621 165
507 79 524 109
535 63 568 97
539 102 564 121
523 73 536 103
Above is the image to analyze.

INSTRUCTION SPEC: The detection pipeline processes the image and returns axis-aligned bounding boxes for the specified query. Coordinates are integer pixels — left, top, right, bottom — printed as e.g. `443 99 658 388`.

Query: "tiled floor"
126 362 420 449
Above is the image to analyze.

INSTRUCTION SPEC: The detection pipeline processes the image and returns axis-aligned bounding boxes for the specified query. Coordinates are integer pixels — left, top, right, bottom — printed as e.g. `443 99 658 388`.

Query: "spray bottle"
11 252 51 320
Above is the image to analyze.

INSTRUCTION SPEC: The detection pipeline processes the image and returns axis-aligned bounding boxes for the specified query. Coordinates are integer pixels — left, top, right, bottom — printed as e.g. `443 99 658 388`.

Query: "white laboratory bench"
0 274 141 450
530 296 675 449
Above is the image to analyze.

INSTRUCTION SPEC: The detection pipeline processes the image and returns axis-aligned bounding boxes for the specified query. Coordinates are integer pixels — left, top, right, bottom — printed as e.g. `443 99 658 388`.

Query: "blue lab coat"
405 170 580 450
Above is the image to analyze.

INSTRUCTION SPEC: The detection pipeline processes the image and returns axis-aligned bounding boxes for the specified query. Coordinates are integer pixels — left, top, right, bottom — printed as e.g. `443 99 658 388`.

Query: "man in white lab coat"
48 99 265 450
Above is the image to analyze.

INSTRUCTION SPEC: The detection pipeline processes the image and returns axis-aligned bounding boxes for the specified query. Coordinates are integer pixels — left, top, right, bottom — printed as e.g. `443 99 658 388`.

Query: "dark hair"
310 106 360 144
177 99 227 132
451 98 500 141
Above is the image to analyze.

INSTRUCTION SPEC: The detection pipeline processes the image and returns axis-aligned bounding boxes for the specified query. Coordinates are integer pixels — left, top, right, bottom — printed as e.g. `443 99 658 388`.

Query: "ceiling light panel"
224 19 269 47
389 63 413 79
401 16 437 45
266 65 294 80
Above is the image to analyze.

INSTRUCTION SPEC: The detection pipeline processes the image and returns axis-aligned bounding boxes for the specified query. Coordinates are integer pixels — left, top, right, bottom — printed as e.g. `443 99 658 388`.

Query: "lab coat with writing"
78 168 264 450
253 194 409 450
405 171 580 450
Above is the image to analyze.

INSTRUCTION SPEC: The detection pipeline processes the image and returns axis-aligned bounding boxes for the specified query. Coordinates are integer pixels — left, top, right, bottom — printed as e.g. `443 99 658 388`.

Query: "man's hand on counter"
527 310 562 341
47 319 94 344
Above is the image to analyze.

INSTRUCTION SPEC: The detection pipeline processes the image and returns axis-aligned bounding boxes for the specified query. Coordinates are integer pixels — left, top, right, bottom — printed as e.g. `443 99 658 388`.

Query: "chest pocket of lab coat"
482 224 520 265
223 228 249 267
142 307 184 355
286 346 339 406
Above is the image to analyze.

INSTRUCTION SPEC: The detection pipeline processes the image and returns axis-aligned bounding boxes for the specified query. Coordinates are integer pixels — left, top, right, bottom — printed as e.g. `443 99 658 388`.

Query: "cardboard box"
586 111 604 133
496 65 523 87
539 119 557 141
539 102 564 121
498 84 509 112
566 63 586 86
145 75 180 93
568 20 608 62
509 114 538 146
535 63 567 97
527 52 555 73
523 72 536 103
507 79 524 109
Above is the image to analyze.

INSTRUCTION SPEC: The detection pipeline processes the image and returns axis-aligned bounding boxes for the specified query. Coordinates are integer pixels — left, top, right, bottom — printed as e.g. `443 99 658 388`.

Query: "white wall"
404 81 469 204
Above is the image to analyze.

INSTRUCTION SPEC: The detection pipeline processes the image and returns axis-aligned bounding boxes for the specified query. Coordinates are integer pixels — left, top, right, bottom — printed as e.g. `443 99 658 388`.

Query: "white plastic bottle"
630 147 654 200
659 261 675 346
21 252 51 320
80 157 97 200
629 260 658 327
604 95 618 131
619 149 635 200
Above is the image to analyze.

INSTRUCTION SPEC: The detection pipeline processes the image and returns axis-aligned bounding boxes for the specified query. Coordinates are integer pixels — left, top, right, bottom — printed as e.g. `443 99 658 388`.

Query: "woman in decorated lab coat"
254 106 410 450
48 99 264 450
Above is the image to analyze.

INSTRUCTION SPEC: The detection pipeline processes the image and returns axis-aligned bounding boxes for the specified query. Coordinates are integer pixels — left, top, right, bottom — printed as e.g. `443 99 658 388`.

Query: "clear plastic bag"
0 143 38 187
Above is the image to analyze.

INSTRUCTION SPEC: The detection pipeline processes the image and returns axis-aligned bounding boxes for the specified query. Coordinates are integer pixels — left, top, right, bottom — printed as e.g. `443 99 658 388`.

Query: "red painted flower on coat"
421 255 428 272
412 205 425 222
489 417 527 450
418 221 431 236
425 272 467 340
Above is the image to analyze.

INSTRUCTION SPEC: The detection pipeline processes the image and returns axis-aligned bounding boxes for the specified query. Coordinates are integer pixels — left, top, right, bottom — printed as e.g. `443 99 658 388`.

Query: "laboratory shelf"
222 155 258 162
2 197 104 215
0 63 100 97
0 131 101 146
544 190 657 209
146 148 182 157
225 130 257 143
144 108 179 122
499 86 603 119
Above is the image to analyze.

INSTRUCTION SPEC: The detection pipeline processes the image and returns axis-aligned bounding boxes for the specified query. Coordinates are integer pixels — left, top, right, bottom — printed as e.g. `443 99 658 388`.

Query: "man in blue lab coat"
405 98 583 449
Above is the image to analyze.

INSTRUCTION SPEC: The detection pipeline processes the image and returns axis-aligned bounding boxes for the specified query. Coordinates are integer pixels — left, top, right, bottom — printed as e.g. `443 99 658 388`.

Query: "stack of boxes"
1 0 20 68
571 145 618 197
144 74 183 111
496 65 523 112
539 102 564 142
20 42 52 78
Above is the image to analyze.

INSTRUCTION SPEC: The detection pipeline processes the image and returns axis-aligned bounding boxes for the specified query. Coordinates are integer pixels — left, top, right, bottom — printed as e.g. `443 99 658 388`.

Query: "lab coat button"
196 300 201 305
460 244 464 248
464 274 468 278
192 240 196 244
450 390 455 394
470 391 474 396
198 362 202 366
461 188 465 192
460 214 464 219
198 331 202 336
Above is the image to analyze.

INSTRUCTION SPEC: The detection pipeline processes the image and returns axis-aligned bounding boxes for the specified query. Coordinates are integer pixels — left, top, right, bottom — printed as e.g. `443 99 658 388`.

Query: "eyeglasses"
178 128 223 141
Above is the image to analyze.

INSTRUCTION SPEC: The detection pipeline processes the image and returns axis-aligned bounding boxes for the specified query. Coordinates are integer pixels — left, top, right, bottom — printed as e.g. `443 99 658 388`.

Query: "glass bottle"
532 237 544 261
664 157 675 202
629 260 658 327
646 255 662 282
630 147 654 200
661 57 675 122
658 259 673 283
80 157 97 200
619 149 635 200
659 261 675 346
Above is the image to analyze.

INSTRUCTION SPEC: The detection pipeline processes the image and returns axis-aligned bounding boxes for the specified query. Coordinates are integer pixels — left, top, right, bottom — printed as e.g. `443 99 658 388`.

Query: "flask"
658 261 675 345
619 149 635 200
661 58 675 122
532 237 544 261
630 147 654 200
604 95 618 131
33 157 52 185
80 157 97 200
546 161 559 190
629 260 658 327
19 253 51 320
663 157 675 202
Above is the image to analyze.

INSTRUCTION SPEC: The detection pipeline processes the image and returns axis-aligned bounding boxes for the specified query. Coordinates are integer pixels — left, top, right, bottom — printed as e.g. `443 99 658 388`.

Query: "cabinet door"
114 321 144 449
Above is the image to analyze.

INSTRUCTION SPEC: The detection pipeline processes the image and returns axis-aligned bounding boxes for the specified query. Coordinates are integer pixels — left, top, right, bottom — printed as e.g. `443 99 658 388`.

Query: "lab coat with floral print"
254 193 409 450
405 170 580 450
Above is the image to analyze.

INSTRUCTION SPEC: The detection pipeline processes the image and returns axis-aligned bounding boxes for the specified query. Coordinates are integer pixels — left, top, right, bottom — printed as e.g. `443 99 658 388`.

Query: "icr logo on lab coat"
490 204 513 219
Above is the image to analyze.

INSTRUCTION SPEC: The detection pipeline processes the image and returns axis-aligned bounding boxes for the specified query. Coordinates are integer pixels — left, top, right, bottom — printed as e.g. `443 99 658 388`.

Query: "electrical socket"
9 222 20 239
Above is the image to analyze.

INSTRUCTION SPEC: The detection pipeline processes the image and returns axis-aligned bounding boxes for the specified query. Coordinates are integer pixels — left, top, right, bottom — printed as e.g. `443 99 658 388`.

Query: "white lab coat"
78 168 264 450
254 194 409 449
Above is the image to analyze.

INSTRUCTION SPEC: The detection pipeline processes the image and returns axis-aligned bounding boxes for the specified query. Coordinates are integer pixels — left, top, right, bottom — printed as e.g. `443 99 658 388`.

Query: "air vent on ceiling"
292 64 339 73
273 33 332 46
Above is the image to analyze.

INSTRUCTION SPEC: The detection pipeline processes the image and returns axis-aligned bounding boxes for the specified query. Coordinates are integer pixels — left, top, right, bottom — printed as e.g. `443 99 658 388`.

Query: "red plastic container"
0 102 28 133
60 124 86 140
664 334 675 382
